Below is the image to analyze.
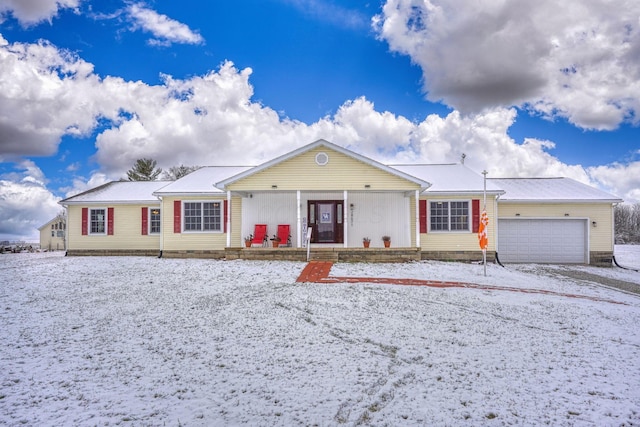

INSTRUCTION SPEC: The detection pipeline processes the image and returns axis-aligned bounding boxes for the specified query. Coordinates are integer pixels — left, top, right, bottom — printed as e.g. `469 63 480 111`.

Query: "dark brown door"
307 200 344 243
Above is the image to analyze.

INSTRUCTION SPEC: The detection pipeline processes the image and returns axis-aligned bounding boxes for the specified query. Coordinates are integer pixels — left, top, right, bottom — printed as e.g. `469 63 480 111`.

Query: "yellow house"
59 139 622 265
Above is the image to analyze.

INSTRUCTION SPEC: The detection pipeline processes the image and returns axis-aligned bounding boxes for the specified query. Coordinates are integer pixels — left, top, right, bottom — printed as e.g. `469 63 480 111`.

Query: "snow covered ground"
1 246 639 426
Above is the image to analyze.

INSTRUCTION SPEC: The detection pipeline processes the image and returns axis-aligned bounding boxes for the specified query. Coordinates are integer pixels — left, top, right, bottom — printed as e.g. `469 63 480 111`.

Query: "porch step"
308 250 339 262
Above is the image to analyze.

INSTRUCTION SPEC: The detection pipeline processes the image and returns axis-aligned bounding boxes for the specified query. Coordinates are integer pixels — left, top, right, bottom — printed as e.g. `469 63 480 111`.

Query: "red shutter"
223 200 228 233
107 207 114 235
81 208 88 235
419 199 427 234
174 200 181 233
141 207 148 235
472 199 480 233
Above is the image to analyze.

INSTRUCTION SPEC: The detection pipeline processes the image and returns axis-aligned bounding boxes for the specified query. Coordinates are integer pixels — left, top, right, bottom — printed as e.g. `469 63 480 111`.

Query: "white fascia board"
422 190 505 197
60 200 162 206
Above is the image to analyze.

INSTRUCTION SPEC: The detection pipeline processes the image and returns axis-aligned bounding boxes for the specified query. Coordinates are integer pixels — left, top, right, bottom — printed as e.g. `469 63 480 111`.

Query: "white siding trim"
297 190 301 248
226 190 231 247
415 190 420 247
343 190 348 248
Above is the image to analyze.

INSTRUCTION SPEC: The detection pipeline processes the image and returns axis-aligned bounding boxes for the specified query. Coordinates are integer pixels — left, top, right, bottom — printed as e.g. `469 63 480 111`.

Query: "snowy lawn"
1 247 639 426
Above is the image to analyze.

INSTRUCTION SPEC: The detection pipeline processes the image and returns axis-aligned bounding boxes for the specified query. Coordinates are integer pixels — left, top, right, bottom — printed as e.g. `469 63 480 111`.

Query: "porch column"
343 190 348 248
296 190 301 248
415 190 420 248
226 190 231 247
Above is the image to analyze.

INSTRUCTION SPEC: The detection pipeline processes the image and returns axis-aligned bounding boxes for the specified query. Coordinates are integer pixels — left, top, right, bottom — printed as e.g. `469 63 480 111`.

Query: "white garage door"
498 219 587 264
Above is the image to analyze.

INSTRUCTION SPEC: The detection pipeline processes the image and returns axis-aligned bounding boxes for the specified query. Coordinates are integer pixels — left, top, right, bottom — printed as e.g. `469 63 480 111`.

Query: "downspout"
343 190 348 248
226 190 231 248
296 190 301 248
158 196 163 258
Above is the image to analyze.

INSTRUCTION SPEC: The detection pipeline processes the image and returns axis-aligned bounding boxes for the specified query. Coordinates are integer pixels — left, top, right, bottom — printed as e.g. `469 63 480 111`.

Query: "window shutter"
419 199 427 234
223 200 228 233
81 208 88 235
141 207 148 235
174 200 181 233
472 199 480 233
107 207 114 235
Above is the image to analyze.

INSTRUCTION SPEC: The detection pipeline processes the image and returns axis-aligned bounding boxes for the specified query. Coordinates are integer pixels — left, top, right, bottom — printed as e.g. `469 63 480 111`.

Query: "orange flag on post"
478 210 489 250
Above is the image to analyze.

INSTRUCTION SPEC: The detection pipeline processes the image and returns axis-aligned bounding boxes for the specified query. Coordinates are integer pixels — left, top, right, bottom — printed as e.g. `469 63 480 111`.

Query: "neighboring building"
59 139 622 265
39 216 66 251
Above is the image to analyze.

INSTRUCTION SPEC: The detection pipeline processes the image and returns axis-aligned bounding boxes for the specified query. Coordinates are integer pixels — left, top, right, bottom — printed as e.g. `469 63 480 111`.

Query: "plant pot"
383 241 390 248
245 241 252 248
363 241 370 248
272 241 280 248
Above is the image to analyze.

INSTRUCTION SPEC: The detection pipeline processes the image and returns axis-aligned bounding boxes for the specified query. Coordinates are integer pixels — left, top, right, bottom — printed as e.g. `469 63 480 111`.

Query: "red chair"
252 224 268 247
277 224 291 247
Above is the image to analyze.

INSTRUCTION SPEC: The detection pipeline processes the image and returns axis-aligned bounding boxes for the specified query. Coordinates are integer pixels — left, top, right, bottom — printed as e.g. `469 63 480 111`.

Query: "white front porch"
234 190 417 249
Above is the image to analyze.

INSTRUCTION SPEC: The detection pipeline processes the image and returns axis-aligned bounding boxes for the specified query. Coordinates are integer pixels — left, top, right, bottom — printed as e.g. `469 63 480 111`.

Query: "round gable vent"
315 152 329 166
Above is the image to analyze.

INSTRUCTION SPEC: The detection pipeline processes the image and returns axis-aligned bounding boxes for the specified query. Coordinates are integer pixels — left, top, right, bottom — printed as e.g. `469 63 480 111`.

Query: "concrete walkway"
296 261 627 305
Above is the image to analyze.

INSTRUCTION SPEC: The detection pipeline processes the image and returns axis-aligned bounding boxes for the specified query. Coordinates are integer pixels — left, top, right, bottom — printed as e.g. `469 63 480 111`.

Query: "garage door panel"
498 219 587 264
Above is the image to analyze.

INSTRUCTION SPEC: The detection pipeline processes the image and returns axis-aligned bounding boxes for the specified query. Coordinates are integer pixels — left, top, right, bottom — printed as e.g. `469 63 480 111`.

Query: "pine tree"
126 158 162 181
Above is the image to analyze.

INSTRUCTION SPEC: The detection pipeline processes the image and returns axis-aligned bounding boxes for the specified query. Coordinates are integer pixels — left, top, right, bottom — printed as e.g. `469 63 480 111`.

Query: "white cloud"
0 0 81 26
126 2 204 46
588 162 640 204
1 35 638 240
0 161 61 241
373 0 640 130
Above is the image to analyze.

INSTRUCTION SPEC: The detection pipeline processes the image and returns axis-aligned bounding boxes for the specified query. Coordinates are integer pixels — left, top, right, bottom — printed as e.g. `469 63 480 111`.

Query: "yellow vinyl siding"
66 205 160 250
498 203 614 251
227 147 420 192
161 196 238 251
420 195 497 252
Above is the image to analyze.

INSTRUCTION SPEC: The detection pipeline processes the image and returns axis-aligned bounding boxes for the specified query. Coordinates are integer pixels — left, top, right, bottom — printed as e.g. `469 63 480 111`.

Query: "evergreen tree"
126 158 162 181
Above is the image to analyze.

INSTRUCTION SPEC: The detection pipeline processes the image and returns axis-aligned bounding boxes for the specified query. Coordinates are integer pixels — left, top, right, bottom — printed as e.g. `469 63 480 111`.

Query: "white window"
90 208 107 235
149 208 161 234
429 201 470 232
183 201 222 232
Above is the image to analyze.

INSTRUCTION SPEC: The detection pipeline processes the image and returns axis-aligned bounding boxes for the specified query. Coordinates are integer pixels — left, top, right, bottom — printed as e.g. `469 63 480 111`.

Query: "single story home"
38 216 66 251
59 139 622 265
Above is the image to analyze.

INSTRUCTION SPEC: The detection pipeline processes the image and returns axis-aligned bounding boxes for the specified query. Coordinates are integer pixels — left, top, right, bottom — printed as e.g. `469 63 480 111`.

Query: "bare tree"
615 203 640 244
162 165 199 180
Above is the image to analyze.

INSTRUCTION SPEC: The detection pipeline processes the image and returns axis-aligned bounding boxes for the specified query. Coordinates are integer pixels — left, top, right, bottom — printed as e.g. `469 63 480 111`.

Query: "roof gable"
217 139 430 191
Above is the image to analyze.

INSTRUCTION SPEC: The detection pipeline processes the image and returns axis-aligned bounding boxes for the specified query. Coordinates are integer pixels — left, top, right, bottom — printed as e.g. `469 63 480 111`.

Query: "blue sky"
0 0 639 241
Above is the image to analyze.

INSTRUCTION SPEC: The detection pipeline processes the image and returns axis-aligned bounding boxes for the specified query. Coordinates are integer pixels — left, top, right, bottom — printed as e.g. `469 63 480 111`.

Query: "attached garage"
498 218 588 264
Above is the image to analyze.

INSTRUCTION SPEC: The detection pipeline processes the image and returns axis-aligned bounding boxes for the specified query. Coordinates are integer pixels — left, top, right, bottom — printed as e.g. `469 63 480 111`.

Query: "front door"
308 200 344 243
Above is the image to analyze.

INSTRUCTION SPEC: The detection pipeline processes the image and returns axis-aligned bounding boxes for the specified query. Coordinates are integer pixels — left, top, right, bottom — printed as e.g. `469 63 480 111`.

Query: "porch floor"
224 247 421 263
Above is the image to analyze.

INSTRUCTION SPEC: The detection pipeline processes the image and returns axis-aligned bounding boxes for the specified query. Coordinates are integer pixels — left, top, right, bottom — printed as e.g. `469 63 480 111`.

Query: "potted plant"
362 237 371 248
270 234 282 248
244 235 253 248
382 235 391 248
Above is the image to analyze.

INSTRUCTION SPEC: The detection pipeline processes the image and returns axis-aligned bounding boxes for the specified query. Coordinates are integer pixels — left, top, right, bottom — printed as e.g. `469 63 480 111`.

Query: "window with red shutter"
107 207 114 235
224 200 228 233
81 208 88 235
141 207 148 235
174 200 181 233
472 200 480 233
419 199 427 234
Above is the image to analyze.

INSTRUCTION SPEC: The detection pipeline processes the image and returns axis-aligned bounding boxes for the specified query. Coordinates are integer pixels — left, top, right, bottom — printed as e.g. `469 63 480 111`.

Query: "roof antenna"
460 153 466 165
